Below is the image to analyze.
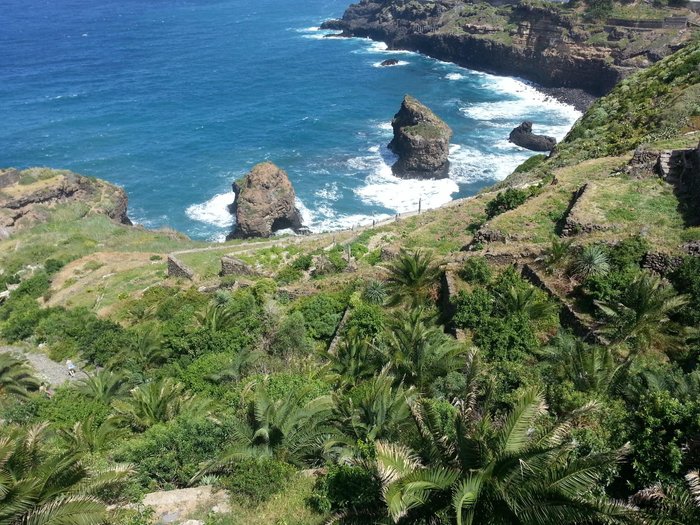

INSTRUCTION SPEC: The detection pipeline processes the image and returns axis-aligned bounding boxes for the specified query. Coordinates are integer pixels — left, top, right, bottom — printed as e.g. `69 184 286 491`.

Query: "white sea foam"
448 144 532 182
185 191 235 228
314 182 340 201
349 149 459 213
460 75 581 141
445 73 464 81
377 122 393 132
372 60 409 68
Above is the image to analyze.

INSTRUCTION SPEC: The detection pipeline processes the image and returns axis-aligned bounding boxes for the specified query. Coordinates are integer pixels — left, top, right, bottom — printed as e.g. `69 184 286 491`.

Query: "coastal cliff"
0 168 130 238
324 0 696 101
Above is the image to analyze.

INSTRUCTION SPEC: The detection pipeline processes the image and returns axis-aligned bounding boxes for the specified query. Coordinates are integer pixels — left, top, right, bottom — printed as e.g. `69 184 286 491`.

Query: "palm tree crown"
0 423 132 525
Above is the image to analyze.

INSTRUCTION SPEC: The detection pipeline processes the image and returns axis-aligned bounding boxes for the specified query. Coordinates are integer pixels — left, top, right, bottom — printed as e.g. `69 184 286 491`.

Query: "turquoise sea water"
0 0 580 240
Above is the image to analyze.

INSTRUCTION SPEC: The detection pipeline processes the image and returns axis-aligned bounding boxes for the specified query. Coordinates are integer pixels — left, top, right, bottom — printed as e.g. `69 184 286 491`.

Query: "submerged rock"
228 162 304 239
380 59 399 66
388 95 452 179
509 121 557 152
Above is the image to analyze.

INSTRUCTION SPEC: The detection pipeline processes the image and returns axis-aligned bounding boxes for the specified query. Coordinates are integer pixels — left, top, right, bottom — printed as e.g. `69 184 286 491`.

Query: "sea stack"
388 95 452 179
509 121 557 152
228 162 305 239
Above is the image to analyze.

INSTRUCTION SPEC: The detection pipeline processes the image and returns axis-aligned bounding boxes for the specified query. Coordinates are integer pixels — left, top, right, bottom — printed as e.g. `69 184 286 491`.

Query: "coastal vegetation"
2 17 700 525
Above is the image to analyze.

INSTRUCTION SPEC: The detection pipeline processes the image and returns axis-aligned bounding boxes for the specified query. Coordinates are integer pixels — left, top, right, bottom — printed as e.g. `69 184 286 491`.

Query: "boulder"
229 162 305 239
380 59 400 66
220 255 257 276
508 121 557 152
388 95 452 179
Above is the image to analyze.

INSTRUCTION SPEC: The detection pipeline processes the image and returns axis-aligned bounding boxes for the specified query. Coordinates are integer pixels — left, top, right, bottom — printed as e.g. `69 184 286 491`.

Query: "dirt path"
0 346 83 387
48 251 162 307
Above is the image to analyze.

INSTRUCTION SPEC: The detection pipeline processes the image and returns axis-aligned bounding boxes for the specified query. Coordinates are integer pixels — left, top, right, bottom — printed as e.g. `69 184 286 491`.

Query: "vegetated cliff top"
327 0 698 96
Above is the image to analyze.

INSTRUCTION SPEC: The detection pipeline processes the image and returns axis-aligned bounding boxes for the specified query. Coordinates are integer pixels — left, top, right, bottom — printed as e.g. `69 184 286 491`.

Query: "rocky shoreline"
323 0 694 113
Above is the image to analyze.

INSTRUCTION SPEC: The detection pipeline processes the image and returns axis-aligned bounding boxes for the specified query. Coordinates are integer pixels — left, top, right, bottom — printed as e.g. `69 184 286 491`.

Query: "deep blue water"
0 0 580 240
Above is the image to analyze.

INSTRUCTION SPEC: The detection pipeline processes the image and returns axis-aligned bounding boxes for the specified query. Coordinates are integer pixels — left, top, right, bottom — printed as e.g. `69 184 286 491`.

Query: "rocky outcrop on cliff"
0 168 131 238
229 162 305 239
323 0 694 99
509 121 557 152
388 95 452 179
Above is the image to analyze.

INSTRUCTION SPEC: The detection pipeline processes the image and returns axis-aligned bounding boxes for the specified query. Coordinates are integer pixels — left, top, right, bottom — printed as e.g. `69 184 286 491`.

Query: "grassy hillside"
1 40 700 525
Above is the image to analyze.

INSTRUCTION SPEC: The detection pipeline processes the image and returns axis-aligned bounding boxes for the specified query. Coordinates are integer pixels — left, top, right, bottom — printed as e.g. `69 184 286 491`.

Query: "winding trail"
0 346 83 387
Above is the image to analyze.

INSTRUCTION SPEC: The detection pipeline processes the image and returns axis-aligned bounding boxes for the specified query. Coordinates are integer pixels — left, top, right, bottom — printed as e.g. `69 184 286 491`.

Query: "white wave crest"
185 191 235 228
351 150 459 213
459 75 581 141
445 73 463 81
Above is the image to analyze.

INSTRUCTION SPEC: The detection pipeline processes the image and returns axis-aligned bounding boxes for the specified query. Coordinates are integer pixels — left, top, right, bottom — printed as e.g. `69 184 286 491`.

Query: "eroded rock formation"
0 168 131 238
509 121 557 152
229 162 305 239
388 95 452 179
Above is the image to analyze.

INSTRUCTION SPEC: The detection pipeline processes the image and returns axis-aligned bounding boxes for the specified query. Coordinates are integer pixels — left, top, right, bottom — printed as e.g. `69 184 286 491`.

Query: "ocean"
0 0 581 241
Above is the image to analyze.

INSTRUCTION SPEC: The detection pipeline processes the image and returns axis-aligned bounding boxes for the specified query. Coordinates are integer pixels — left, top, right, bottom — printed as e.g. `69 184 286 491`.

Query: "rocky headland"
509 121 557 152
323 0 697 107
0 168 130 239
229 162 306 239
388 95 452 179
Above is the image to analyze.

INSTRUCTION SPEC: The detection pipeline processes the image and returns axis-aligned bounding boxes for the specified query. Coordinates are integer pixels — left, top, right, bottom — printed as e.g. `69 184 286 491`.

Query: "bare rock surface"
142 486 230 524
388 95 452 179
229 162 304 239
509 121 557 152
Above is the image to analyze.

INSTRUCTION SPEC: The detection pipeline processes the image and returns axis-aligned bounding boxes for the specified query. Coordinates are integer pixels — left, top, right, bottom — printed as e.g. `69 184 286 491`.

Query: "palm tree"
373 389 637 524
596 272 688 351
539 237 573 274
363 280 388 305
542 331 623 395
385 250 440 307
327 332 378 388
0 423 132 525
382 309 466 393
76 370 128 403
570 244 610 281
0 353 39 400
333 368 416 443
196 383 339 476
495 285 557 322
196 301 235 335
111 378 208 432
205 347 262 384
57 416 128 454
632 470 700 524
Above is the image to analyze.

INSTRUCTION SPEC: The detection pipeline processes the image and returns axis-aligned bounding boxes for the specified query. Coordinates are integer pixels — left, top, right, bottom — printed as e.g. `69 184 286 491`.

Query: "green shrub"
44 258 65 275
609 236 650 270
291 254 313 271
276 265 303 285
514 154 547 173
293 293 345 340
310 464 381 514
36 388 111 429
219 458 296 506
14 271 51 299
459 257 492 285
346 303 385 339
116 417 233 490
485 188 530 219
179 352 235 394
269 311 310 358
1 296 46 342
670 256 700 325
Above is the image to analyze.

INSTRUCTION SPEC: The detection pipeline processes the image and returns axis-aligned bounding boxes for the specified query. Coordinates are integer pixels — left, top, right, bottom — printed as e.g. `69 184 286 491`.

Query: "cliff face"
325 0 694 97
0 168 131 238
